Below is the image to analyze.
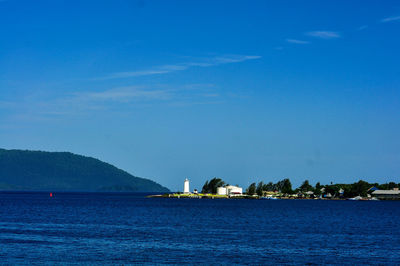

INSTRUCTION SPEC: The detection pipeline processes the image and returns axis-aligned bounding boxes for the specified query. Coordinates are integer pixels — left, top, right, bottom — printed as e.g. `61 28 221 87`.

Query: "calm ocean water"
0 192 399 265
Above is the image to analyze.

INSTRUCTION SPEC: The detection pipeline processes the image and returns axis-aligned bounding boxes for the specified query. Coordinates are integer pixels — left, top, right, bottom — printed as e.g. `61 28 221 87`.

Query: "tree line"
201 177 399 198
247 179 400 197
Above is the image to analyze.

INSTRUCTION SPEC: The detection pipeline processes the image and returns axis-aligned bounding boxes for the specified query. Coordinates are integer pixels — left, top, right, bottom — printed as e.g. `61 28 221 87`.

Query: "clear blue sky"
1 0 399 191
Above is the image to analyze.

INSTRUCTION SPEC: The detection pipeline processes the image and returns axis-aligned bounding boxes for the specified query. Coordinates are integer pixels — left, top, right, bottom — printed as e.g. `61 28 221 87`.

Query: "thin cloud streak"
306 31 341 39
286 39 310 44
211 55 261 64
96 55 261 80
108 70 172 79
0 101 16 108
83 86 172 101
381 16 400 23
1 82 225 122
357 25 368 31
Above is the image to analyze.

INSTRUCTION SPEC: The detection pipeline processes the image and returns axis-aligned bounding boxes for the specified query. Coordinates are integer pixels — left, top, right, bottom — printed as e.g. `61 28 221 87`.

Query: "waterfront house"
217 185 243 196
371 188 400 200
305 191 314 198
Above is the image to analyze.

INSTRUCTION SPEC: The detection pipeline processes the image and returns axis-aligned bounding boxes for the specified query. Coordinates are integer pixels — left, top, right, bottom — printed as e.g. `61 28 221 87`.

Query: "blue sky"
1 0 399 191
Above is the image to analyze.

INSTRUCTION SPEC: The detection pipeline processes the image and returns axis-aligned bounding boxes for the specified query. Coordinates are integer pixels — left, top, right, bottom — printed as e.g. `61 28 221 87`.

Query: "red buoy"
50 192 53 197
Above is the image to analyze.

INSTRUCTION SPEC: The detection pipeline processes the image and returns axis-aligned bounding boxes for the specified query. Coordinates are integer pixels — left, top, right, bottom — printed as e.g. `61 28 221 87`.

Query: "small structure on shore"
184 178 190 194
372 188 400 200
217 187 227 195
216 185 243 196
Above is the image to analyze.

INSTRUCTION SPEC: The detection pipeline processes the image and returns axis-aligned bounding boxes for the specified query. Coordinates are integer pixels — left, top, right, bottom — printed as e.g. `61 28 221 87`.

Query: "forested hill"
0 149 169 192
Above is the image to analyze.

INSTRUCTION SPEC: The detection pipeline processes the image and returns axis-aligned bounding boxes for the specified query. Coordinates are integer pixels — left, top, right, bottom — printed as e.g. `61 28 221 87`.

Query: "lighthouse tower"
184 178 190 194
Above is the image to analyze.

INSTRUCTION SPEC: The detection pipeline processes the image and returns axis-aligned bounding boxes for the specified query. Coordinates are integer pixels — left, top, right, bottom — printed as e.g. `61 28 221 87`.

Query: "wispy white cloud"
97 66 185 80
82 86 172 102
168 100 224 107
0 100 15 108
1 82 226 123
200 93 219 98
381 15 400 23
96 55 261 80
357 25 368 31
210 55 261 64
286 39 310 44
77 83 224 106
306 31 341 39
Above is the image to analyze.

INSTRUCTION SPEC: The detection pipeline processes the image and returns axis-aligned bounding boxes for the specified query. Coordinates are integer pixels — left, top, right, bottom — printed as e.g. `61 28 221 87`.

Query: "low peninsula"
150 177 400 200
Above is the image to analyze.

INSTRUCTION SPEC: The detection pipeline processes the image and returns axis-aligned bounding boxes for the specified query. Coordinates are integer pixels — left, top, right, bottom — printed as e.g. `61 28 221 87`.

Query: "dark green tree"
256 181 264 197
314 182 322 195
263 182 275 191
201 181 209 193
325 184 342 197
275 180 284 192
378 182 392 190
349 180 370 197
201 178 225 194
388 182 397 189
281 178 293 194
246 183 256 195
299 180 313 192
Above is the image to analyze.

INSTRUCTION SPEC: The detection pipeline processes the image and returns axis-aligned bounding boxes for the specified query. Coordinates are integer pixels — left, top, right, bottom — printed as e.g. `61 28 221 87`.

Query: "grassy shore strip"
146 194 346 199
148 193 229 199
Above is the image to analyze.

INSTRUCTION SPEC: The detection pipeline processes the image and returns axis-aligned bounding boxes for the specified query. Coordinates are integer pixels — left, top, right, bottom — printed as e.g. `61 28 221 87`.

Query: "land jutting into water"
149 177 400 200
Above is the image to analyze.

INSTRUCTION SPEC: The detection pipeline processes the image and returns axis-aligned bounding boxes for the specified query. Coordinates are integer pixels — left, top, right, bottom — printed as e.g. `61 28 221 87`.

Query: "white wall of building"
226 185 243 195
217 187 227 195
216 185 242 195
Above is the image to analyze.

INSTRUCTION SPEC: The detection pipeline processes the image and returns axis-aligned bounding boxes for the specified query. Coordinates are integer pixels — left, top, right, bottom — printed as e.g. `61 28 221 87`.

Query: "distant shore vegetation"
166 178 400 200
246 179 400 198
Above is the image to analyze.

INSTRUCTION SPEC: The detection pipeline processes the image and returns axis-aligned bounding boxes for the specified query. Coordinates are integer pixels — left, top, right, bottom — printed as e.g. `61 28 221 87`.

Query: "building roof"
368 186 379 192
372 190 400 195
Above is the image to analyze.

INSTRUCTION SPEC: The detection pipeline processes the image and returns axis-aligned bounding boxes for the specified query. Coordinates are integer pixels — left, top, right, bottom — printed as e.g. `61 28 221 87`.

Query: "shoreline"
147 193 391 200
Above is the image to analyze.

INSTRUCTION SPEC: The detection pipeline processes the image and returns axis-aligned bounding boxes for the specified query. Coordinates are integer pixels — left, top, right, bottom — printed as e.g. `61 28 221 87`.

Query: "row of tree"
201 177 400 198
319 180 400 197
246 179 400 197
246 179 294 196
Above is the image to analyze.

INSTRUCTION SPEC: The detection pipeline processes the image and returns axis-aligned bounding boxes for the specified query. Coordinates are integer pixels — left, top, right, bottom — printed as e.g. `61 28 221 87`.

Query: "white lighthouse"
184 178 190 194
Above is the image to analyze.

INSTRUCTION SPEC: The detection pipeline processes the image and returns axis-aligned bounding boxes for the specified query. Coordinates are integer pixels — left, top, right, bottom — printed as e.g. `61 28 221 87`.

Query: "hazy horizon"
1 0 399 191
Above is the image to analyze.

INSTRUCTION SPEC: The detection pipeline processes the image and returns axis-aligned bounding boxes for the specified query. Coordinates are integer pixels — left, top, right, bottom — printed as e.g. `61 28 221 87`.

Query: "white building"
183 178 190 194
226 185 243 195
217 187 227 195
216 185 243 196
372 188 400 199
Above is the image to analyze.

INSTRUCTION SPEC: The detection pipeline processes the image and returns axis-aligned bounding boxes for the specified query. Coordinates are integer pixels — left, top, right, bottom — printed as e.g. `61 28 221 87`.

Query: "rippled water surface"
0 192 399 265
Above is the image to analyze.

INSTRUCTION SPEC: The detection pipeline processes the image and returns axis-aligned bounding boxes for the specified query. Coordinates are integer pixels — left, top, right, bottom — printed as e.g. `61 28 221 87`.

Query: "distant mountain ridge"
0 149 169 192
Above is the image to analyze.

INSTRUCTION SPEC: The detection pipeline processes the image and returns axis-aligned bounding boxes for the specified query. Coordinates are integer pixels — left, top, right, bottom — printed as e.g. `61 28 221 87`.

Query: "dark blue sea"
0 192 399 265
